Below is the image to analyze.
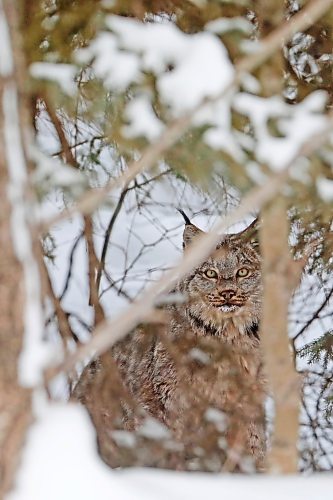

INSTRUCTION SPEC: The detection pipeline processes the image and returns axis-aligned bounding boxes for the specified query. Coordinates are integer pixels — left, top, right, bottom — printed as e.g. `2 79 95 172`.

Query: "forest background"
0 0 333 498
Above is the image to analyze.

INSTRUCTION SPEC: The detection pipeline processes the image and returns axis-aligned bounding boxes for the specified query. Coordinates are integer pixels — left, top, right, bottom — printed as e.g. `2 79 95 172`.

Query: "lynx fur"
73 215 266 472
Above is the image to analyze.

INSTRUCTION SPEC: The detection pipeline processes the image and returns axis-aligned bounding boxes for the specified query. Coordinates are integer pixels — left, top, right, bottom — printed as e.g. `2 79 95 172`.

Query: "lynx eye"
236 267 250 278
204 269 218 279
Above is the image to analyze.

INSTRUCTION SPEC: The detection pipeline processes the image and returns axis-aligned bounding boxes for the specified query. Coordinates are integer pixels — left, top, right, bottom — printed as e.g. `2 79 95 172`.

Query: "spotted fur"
73 217 266 472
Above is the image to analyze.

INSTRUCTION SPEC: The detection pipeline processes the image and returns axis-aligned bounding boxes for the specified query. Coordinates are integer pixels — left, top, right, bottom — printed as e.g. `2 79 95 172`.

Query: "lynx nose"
220 289 236 301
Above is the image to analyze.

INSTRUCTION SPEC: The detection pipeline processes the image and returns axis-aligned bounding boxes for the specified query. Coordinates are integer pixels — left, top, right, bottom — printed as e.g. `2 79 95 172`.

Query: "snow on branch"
1 0 51 387
39 0 333 232
45 108 333 382
78 15 234 114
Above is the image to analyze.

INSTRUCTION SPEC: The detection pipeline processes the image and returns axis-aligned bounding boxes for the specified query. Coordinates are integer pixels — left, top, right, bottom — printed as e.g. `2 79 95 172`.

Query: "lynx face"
179 219 262 335
74 214 266 472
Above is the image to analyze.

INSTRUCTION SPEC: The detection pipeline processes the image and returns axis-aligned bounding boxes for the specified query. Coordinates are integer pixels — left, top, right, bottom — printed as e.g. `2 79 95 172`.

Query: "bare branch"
96 184 130 293
293 285 333 342
84 215 105 325
59 231 83 301
40 249 78 346
43 96 78 168
39 0 333 233
44 109 333 382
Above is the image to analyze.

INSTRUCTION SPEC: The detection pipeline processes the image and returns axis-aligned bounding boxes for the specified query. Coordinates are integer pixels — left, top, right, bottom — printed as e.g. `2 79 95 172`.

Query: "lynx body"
73 217 266 472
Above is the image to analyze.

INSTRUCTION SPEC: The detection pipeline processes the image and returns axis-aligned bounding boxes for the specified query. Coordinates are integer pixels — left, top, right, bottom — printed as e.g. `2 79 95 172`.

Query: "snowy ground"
9 401 333 500
9 11 333 498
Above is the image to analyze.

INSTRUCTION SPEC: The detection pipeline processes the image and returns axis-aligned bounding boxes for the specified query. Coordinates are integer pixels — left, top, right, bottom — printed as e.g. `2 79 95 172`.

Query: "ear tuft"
239 218 260 249
183 224 203 249
177 209 191 225
177 209 204 249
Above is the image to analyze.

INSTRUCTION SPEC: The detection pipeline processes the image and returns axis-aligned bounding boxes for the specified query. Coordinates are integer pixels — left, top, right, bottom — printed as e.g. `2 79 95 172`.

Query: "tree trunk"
0 0 32 495
255 1 301 473
260 200 300 473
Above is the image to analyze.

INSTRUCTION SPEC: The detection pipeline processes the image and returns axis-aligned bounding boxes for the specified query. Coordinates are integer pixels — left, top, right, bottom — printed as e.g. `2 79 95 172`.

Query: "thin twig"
43 96 78 168
59 231 84 301
84 215 105 325
39 0 333 234
44 110 333 382
44 132 332 385
293 285 333 342
96 184 130 293
45 96 106 325
96 169 171 294
40 252 78 345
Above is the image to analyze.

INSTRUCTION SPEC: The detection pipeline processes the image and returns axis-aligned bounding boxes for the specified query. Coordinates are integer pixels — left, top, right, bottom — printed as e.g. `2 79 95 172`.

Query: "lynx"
73 213 266 472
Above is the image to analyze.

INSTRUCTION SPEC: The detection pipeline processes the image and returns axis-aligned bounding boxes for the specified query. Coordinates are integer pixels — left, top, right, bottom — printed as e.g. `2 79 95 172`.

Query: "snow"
79 15 234 114
3 84 51 386
30 62 77 96
316 176 333 202
123 94 165 141
200 93 245 162
233 91 328 171
78 31 141 90
137 417 171 440
287 32 319 80
205 408 227 430
189 347 211 365
12 10 332 493
31 103 333 474
9 402 333 500
45 213 91 329
31 147 87 197
245 161 267 185
124 470 333 500
205 17 253 35
8 401 135 500
75 14 331 170
240 73 261 94
111 430 137 449
0 0 13 76
156 31 233 114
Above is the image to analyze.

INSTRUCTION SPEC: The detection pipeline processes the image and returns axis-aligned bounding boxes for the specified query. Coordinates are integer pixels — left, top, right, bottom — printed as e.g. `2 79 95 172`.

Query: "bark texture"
0 1 32 495
260 200 300 473
0 92 32 496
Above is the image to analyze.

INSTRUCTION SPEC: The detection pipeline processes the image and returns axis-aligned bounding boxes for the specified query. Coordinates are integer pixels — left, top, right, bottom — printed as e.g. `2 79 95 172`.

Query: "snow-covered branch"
45 108 333 381
39 0 333 233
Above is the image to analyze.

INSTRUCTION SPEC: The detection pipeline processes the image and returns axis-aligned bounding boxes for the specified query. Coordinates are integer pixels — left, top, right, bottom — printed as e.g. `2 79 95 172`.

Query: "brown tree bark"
0 78 32 497
260 200 301 473
0 0 34 495
255 1 301 473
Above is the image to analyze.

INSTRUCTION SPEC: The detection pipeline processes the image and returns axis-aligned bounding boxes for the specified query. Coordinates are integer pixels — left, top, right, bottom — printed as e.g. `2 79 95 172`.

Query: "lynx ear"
177 209 204 249
183 224 204 248
239 218 260 249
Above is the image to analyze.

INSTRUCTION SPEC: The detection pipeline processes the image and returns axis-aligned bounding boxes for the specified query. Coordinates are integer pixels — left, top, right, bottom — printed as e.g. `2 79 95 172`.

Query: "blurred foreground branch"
0 0 38 494
39 0 333 233
45 107 333 382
